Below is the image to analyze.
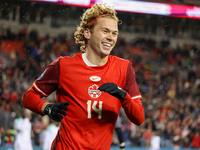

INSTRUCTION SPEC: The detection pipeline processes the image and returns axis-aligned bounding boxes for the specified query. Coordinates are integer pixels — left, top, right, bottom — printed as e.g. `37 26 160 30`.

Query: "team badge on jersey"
88 84 101 98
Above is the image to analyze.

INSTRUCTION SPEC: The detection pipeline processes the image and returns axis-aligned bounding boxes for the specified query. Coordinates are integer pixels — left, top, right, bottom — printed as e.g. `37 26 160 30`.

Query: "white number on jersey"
87 100 103 119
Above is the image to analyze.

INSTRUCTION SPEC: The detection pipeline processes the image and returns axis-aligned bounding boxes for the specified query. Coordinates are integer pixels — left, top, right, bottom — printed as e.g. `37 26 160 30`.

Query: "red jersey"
22 53 144 150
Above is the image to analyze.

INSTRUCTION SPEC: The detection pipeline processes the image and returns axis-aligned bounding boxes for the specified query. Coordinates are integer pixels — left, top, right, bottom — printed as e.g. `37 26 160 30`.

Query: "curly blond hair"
74 3 119 52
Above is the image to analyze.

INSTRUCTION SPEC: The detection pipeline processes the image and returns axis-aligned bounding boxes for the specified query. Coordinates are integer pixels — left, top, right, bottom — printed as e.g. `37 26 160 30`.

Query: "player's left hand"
98 83 127 99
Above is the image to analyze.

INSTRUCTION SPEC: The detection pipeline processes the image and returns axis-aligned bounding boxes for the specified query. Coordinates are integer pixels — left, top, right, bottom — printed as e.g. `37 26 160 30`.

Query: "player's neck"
85 51 108 66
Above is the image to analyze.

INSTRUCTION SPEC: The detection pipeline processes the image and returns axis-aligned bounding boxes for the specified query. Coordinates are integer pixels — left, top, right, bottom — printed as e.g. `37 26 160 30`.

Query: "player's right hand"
43 102 70 122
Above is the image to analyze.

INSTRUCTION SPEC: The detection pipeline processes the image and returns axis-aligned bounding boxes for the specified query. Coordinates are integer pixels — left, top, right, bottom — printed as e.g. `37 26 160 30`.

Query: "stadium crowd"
0 25 199 149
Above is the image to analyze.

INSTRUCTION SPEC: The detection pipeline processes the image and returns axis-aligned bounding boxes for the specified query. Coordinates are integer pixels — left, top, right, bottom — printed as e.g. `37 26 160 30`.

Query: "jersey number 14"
87 100 103 119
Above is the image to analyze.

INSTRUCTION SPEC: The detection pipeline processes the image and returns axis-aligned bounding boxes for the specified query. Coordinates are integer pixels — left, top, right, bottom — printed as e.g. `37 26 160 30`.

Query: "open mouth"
102 43 112 49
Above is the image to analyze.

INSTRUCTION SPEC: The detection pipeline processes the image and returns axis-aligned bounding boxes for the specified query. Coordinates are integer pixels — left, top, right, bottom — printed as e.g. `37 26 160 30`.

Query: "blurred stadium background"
0 0 200 150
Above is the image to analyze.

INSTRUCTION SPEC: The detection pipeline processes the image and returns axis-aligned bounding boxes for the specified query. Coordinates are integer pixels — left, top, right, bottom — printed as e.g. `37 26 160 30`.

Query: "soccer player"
43 120 60 150
150 130 161 150
14 108 33 150
115 115 125 150
22 3 144 150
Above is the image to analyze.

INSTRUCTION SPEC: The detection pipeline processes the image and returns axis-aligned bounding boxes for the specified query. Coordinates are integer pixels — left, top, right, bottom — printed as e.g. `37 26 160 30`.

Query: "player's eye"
113 32 118 36
102 30 107 33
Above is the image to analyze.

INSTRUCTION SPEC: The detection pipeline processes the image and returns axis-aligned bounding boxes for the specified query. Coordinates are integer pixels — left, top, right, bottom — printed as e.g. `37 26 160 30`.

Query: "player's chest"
60 67 124 94
59 66 124 118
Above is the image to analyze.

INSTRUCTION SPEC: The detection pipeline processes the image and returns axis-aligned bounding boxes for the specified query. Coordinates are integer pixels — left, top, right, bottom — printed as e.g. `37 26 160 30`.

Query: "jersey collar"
82 53 97 67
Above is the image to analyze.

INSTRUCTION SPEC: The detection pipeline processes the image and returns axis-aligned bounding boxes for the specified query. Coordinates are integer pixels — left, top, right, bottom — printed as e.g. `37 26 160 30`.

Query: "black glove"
98 83 127 99
43 102 70 122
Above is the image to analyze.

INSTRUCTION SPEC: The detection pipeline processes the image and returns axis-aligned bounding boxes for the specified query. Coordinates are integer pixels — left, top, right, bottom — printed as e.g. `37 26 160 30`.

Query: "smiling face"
85 17 118 58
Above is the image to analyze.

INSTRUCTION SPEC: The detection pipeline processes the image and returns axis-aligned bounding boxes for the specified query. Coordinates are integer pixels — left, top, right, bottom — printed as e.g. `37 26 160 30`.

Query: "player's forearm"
22 87 48 115
120 93 144 125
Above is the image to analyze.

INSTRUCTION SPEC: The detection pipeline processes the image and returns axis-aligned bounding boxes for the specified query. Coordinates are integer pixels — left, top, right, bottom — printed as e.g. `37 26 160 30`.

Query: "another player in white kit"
14 108 33 150
150 131 161 150
43 120 60 150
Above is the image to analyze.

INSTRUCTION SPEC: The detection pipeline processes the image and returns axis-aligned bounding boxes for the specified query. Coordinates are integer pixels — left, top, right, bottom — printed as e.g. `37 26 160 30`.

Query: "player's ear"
84 28 90 39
